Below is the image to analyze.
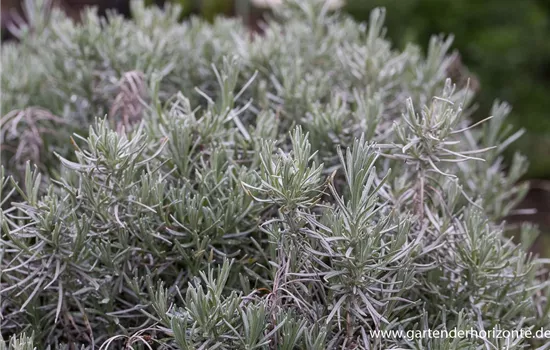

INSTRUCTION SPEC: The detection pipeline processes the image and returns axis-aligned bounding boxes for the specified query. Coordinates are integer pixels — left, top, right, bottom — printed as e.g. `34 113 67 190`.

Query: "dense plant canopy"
1 0 549 349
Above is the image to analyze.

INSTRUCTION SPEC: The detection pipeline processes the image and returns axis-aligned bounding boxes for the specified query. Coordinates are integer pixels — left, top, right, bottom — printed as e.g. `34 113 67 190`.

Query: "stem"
415 168 425 219
346 306 352 342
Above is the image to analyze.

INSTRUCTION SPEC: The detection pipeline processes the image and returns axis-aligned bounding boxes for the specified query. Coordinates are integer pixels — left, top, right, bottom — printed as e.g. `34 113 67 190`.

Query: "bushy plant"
1 0 549 348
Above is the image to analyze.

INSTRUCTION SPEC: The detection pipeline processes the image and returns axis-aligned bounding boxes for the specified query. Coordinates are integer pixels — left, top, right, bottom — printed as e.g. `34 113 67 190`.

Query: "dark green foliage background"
144 0 234 21
346 0 550 178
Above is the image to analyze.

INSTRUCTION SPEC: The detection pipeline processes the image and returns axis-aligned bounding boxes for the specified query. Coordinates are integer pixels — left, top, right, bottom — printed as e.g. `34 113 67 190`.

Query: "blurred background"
1 0 550 251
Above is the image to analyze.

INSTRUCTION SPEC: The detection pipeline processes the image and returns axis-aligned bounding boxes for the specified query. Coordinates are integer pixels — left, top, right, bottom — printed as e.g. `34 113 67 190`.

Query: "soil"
507 180 550 257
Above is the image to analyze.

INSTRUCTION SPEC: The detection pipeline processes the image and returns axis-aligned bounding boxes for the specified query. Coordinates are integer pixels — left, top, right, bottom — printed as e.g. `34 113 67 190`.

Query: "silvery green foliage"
0 333 35 350
1 0 547 349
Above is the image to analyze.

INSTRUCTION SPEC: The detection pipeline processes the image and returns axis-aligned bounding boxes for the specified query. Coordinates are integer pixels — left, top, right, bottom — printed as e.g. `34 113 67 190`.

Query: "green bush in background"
144 0 233 21
346 0 550 179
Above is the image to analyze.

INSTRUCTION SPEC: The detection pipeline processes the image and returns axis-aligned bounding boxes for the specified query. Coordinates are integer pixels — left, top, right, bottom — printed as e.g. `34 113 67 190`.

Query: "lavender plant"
1 0 548 349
